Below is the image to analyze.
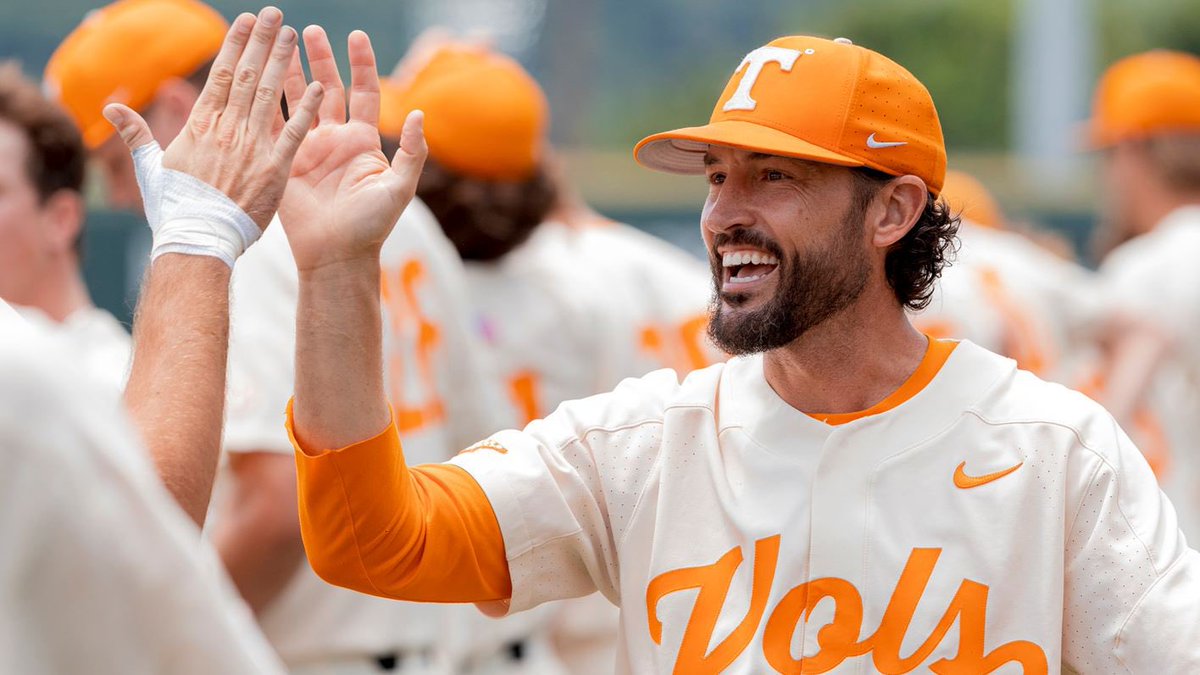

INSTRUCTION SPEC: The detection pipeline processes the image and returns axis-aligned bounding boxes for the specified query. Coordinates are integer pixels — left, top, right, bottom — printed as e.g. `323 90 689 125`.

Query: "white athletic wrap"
132 142 262 268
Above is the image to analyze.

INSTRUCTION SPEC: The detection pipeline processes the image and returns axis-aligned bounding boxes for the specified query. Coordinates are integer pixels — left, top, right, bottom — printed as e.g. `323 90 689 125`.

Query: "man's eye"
708 172 726 185
765 169 785 181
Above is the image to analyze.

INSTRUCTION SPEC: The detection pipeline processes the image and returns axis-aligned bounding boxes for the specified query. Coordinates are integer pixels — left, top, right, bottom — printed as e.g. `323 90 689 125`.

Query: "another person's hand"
102 6 324 265
278 27 428 272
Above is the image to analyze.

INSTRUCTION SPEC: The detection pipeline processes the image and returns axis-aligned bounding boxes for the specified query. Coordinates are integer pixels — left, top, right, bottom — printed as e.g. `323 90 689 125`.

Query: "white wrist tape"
132 142 262 268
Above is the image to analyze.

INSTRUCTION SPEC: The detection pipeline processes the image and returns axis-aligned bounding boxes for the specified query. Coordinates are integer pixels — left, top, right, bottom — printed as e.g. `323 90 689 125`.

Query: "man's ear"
870 175 929 248
40 189 86 256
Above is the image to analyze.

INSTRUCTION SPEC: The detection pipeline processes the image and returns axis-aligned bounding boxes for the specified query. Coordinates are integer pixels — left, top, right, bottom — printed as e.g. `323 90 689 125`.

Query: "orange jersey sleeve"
288 401 512 603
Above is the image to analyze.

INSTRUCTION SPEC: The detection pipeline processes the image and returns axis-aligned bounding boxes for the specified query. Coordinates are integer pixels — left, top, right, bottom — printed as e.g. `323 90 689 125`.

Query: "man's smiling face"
701 145 873 354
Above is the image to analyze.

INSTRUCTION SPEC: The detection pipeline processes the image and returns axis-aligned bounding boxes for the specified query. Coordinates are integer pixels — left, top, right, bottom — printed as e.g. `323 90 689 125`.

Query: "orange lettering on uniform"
762 577 864 674
647 539 1048 673
647 535 780 674
508 371 541 426
641 315 718 375
380 259 445 434
927 580 1048 674
680 314 714 370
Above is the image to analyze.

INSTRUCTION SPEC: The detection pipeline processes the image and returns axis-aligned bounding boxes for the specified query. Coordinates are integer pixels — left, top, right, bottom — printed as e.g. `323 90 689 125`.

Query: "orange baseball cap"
635 36 947 196
44 0 228 149
940 170 1005 230
1087 50 1200 148
379 45 548 181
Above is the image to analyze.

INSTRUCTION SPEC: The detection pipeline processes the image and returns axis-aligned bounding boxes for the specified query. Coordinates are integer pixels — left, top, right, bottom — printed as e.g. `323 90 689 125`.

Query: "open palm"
279 27 426 271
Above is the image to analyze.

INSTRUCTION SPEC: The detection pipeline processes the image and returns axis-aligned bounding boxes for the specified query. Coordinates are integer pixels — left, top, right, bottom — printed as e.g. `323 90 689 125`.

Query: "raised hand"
278 27 428 272
102 6 324 231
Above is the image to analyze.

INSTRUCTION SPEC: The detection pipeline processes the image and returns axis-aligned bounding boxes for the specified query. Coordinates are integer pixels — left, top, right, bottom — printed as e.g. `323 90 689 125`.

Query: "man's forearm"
214 511 306 613
293 257 390 450
124 254 232 526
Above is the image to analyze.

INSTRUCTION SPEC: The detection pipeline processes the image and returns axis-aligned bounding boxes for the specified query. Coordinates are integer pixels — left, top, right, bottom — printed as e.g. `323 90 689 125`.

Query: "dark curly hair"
850 167 959 310
414 157 558 262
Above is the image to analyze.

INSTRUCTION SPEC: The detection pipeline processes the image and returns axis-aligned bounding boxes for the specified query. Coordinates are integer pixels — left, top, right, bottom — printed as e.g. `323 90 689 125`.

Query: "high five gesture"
279 27 429 271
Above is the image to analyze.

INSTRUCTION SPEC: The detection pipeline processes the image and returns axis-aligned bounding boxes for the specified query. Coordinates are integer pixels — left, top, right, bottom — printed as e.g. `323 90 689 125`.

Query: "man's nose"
702 183 756 236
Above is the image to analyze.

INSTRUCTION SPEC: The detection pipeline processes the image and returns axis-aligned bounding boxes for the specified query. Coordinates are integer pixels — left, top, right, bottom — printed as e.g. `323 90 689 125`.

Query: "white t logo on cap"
723 46 805 112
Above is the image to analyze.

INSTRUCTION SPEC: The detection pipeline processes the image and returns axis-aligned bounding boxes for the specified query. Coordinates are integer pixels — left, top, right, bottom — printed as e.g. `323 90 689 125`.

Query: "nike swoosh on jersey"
953 461 1023 489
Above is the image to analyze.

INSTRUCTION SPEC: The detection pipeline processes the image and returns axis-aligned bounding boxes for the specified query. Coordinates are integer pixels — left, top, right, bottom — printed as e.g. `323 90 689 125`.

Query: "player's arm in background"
211 228 308 612
106 7 323 526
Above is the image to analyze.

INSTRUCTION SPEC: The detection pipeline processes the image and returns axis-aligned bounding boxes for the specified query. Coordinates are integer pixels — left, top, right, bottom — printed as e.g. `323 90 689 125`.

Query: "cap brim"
634 119 866 174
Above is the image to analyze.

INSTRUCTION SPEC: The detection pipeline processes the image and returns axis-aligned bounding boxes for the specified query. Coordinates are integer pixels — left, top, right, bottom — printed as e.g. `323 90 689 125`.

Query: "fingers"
282 46 308 121
222 7 284 125
192 13 255 117
272 82 325 167
388 110 428 185
347 30 381 127
249 25 298 132
102 104 154 152
303 25 347 125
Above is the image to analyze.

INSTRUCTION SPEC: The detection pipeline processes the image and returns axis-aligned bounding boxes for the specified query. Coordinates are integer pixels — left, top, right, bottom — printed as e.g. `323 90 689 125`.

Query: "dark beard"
707 212 870 356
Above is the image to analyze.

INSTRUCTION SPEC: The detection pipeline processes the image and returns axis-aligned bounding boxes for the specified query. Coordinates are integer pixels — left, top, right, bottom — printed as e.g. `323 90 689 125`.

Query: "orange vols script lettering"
646 538 1047 674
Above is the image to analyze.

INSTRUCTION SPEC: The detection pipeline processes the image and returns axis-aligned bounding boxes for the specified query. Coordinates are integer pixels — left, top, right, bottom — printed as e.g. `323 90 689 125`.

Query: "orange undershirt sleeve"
287 400 512 603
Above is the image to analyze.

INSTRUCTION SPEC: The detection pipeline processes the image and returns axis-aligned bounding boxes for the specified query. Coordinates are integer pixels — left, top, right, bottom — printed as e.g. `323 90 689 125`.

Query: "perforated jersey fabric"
452 340 1200 673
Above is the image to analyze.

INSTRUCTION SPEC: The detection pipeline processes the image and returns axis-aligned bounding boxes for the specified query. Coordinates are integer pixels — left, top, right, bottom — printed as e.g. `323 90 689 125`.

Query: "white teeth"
729 274 763 284
722 250 780 267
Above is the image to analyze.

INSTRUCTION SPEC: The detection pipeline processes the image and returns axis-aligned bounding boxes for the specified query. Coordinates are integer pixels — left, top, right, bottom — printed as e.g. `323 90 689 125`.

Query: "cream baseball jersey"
915 222 1102 380
15 305 131 393
221 199 509 664
465 220 722 426
449 340 1200 673
0 323 284 674
464 221 635 426
572 221 724 378
1100 205 1200 546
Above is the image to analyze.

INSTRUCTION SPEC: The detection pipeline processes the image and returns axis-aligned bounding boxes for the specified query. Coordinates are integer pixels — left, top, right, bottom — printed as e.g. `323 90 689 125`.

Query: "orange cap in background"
940 170 1005 230
380 45 548 181
44 0 228 149
635 36 947 196
1087 50 1200 148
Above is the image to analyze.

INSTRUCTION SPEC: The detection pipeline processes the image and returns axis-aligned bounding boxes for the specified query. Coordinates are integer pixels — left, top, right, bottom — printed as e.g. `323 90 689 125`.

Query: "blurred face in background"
701 145 871 355
91 78 199 212
1098 142 1152 242
0 121 79 307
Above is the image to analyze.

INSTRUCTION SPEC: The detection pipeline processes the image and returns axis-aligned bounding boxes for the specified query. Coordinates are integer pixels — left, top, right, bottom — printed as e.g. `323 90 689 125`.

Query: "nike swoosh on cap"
867 133 907 149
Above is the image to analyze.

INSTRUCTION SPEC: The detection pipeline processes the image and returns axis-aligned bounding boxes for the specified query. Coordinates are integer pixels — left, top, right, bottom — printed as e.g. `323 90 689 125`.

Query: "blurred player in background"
0 63 129 392
914 169 1102 381
45 0 227 212
380 35 721 429
1091 50 1200 543
4 7 331 670
380 36 690 675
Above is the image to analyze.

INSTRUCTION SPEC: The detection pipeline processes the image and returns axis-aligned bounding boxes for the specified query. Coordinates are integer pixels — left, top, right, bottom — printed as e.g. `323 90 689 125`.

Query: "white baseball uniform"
0 304 284 675
13 304 131 393
1099 205 1200 546
445 339 1200 673
220 199 518 672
